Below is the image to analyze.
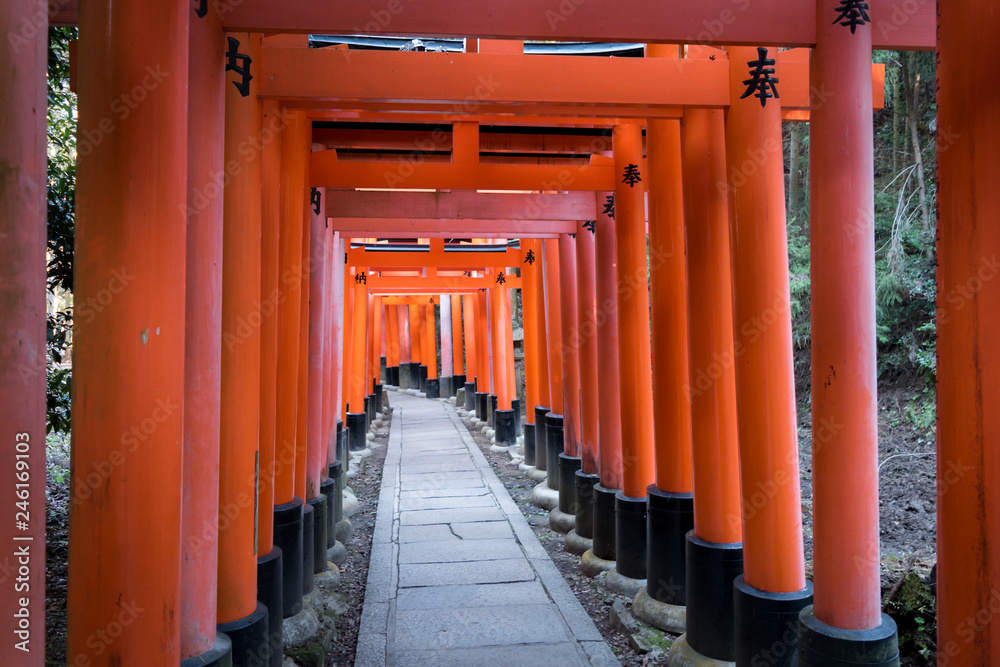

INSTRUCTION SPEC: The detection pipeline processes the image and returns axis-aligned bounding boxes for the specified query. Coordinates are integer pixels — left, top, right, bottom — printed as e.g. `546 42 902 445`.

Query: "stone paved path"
355 391 619 667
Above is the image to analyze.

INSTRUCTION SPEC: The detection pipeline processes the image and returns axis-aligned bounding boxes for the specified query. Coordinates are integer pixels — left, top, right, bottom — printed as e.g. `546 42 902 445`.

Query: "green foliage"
885 572 937 664
46 27 77 434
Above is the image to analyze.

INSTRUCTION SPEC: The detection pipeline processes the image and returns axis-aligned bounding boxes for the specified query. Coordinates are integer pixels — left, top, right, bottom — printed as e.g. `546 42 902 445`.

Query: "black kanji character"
225 36 253 97
194 0 207 18
355 273 366 285
832 0 870 34
310 188 321 215
495 273 506 285
740 47 779 108
582 220 596 234
523 249 535 265
622 164 642 187
602 194 615 219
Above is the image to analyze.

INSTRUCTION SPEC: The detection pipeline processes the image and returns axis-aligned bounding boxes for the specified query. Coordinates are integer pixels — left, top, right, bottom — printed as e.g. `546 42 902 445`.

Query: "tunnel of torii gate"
3 1 998 666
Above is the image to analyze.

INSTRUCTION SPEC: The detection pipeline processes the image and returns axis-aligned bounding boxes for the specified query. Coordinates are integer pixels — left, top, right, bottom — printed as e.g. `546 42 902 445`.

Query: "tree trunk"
901 53 932 237
788 123 801 214
891 69 902 174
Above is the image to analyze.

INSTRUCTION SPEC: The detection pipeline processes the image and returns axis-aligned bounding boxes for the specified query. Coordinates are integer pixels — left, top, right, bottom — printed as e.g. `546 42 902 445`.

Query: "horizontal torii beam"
349 246 523 268
333 218 575 239
262 48 884 113
327 190 596 221
365 275 521 290
308 109 812 126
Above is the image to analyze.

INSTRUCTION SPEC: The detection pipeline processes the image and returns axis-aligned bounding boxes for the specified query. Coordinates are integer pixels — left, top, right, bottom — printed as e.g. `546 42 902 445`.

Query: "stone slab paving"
355 391 620 667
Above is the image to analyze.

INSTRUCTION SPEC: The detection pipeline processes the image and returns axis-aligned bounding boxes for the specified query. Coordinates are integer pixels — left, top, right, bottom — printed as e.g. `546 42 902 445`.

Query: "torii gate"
7 2 999 667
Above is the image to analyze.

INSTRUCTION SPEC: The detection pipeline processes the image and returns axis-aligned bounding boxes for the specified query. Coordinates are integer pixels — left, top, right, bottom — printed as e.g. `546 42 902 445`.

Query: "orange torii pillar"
587 189 625 573
318 216 338 558
938 7 1000 666
380 305 388 385
306 181 329 581
551 232 582 534
370 295 384 412
462 295 479 411
0 4 47 665
385 303 400 387
364 294 374 425
726 46 812 665
217 32 269 661
179 8 232 666
257 99 284 664
493 278 518 446
451 294 467 394
541 238 564 493
440 294 455 396
485 272 499 425
398 304 413 389
520 240 545 469
294 145 314 596
672 107 744 663
346 274 370 454
567 219 601 555
341 268 354 417
642 45 695 619
530 242 552 482
273 109 309 621
424 302 441 398
327 232 349 563
409 302 424 392
68 3 189 663
611 124 657 584
801 3 899 663
474 284 492 421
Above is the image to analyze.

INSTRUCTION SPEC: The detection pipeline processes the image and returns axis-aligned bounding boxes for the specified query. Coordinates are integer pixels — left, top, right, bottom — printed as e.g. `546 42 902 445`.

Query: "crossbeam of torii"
50 0 936 50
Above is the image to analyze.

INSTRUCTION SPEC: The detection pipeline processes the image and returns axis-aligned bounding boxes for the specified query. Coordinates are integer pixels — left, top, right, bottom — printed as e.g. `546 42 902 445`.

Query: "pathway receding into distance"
355 391 618 667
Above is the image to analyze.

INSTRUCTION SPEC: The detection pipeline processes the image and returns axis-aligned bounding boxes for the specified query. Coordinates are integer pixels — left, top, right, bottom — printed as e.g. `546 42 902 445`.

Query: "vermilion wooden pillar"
218 27 265 642
294 160 311 503
180 8 227 663
69 1 188 662
938 5 1000 665
367 294 377 397
307 177 329 501
398 304 411 367
575 223 599 475
802 2 898 663
679 107 743 661
542 239 564 415
424 302 440 397
0 3 47 664
462 295 478 393
644 43 696 613
451 294 465 384
611 124 656 582
533 240 553 475
408 302 422 389
371 296 384 395
476 286 492 395
273 109 308 620
341 269 354 417
441 295 454 391
726 44 812 665
559 233 582 458
330 233 344 434
520 239 543 466
346 274 369 453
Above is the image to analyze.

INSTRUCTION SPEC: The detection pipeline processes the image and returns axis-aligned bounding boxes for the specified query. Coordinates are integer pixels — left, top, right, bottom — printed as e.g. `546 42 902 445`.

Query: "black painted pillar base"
575 471 600 539
546 414 565 491
534 407 550 472
256 546 283 667
425 378 440 398
798 607 899 667
218 603 269 667
511 398 521 435
523 423 536 466
475 392 488 421
328 462 344 524
593 484 618 561
320 478 336 550
308 495 328 575
495 409 516 446
373 384 383 413
364 396 372 431
419 365 428 391
733 576 813 667
647 486 694 606
335 420 345 466
380 355 386 382
393 366 401 386
488 394 497 427
454 374 466 396
346 412 367 452
441 376 453 397
180 632 233 667
685 532 744 662
615 492 647 579
273 498 304 618
399 364 409 389
558 454 582 514
464 382 477 411
302 502 315 595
